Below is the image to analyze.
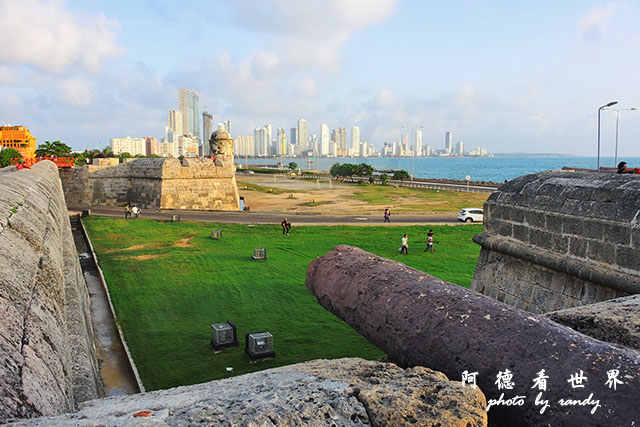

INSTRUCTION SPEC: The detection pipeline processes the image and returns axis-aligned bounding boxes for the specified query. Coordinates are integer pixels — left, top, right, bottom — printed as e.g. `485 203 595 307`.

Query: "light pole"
597 101 618 171
603 107 636 167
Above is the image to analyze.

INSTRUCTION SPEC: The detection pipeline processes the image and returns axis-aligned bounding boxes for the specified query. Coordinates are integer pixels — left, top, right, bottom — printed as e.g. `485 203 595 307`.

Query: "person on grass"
400 234 408 254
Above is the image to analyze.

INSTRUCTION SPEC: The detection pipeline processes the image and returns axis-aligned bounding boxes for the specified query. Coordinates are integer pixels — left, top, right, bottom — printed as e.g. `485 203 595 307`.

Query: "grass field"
83 217 482 391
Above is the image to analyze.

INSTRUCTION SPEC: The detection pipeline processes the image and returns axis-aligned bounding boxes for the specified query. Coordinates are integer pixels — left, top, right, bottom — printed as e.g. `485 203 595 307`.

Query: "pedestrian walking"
124 203 131 219
384 208 391 223
281 218 291 235
424 229 434 253
400 233 408 254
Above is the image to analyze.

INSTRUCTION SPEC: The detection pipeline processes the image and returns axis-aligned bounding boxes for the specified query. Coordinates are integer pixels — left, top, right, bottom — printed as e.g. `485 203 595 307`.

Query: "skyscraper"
456 140 464 156
202 111 213 156
254 127 268 156
320 124 329 156
445 131 452 154
168 110 183 136
298 119 308 151
415 129 423 156
277 128 287 156
178 89 200 142
351 126 360 153
339 127 347 150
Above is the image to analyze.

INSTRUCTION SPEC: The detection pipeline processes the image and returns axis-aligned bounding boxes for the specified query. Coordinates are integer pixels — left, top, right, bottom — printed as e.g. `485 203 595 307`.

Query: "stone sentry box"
471 171 640 313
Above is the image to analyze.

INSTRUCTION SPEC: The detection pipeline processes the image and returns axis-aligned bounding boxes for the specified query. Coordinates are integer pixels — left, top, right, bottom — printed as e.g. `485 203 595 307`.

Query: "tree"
355 163 374 177
35 140 72 157
118 152 132 162
289 162 298 171
380 173 389 185
0 148 22 167
392 169 410 181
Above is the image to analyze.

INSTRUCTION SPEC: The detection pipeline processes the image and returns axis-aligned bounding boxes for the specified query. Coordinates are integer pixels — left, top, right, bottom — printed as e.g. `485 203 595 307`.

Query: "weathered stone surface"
59 138 240 211
0 162 101 422
306 245 640 427
7 358 487 427
547 294 640 351
472 171 640 313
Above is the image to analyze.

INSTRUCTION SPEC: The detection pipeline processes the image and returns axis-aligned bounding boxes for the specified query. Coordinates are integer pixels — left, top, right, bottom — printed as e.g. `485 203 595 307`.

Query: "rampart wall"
471 171 640 313
0 161 102 422
59 157 240 211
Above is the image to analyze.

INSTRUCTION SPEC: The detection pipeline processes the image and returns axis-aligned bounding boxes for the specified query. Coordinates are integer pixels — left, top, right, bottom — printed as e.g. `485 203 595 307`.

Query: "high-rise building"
145 137 159 156
223 120 231 134
401 134 409 154
202 112 213 156
111 137 146 156
0 125 37 159
456 140 464 156
339 127 347 150
351 126 360 152
265 124 272 154
320 124 329 156
168 110 184 136
298 119 308 150
178 89 200 142
290 127 297 145
415 130 423 157
254 127 268 156
235 135 255 157
445 131 452 154
277 128 287 156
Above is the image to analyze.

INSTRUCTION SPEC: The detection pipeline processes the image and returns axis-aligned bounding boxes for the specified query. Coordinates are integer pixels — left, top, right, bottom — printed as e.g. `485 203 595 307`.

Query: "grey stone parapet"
471 171 640 312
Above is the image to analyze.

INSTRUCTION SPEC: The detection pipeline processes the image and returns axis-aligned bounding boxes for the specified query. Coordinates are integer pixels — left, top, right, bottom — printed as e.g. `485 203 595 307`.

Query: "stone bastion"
471 171 640 313
59 130 240 211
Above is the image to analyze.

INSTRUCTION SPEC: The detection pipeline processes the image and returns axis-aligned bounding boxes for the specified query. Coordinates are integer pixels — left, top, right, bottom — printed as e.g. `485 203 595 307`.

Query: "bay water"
249 156 640 183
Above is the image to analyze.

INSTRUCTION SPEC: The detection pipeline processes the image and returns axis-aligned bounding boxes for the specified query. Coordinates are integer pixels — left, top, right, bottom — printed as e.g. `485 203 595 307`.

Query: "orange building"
0 126 37 159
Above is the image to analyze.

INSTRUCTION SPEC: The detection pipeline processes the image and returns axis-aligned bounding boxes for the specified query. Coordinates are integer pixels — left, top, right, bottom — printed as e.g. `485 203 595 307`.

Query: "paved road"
69 205 470 226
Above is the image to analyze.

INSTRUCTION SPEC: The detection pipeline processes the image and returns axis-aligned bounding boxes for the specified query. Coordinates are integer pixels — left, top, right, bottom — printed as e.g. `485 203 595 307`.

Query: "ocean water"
254 156 640 183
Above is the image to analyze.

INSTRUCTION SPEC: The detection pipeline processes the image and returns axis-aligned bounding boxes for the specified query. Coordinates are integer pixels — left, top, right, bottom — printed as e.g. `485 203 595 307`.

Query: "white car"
458 208 483 223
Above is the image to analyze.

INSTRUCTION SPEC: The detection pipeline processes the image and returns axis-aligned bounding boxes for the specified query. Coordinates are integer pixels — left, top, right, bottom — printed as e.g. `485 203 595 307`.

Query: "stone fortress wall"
58 130 240 211
471 171 640 313
0 161 102 422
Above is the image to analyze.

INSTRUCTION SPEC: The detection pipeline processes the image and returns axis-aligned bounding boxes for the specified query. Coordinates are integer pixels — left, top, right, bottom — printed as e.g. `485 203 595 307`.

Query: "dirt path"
238 176 397 215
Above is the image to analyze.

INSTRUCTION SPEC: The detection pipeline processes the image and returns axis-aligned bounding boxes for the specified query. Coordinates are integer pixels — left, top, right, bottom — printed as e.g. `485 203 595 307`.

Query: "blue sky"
1 0 639 156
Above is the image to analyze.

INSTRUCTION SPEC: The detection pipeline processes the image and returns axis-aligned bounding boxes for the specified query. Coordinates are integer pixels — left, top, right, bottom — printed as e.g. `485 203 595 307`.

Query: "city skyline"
1 1 639 156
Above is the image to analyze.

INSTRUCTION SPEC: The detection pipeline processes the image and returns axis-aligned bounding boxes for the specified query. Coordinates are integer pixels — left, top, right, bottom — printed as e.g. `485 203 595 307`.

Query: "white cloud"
578 2 624 41
56 78 95 107
0 0 124 73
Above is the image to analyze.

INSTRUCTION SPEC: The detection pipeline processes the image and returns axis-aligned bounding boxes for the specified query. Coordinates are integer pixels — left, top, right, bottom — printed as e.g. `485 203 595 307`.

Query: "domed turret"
209 129 234 164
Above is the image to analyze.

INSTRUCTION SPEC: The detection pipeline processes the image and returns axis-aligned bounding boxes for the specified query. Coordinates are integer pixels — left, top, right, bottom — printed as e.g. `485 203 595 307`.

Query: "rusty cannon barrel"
306 245 640 427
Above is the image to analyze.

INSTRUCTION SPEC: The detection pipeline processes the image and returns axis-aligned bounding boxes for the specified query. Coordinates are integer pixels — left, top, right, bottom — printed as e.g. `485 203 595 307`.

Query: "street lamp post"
597 101 618 171
604 107 636 167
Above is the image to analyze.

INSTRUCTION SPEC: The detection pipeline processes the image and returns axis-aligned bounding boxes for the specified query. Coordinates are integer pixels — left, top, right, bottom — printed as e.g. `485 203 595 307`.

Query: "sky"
1 0 640 156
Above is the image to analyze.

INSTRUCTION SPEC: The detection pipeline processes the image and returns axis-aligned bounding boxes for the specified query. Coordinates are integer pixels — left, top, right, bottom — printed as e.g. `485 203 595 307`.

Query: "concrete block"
545 213 563 233
524 210 545 228
529 229 553 250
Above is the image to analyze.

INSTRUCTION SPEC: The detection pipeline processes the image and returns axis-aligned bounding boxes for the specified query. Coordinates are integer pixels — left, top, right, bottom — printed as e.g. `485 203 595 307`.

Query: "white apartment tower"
168 110 184 136
445 131 452 154
351 126 360 153
320 124 329 156
456 140 464 156
298 119 308 150
415 129 423 157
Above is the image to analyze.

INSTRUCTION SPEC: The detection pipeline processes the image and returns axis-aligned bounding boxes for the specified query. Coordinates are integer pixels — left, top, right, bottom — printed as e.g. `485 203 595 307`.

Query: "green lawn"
83 217 482 391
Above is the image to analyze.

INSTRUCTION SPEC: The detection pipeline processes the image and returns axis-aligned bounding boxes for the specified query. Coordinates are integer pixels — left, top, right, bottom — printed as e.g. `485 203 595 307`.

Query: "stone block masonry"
471 171 640 313
59 157 240 211
0 161 101 422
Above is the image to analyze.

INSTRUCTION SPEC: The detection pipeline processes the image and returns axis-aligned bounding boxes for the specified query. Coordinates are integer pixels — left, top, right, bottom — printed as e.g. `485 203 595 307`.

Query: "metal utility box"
210 321 238 351
245 331 275 361
252 248 267 260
